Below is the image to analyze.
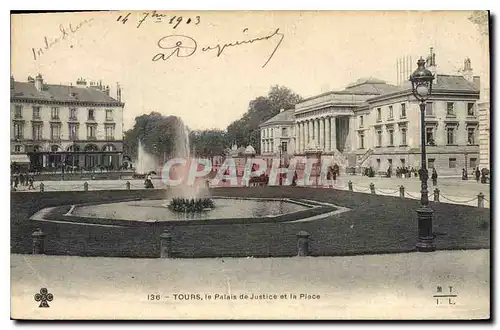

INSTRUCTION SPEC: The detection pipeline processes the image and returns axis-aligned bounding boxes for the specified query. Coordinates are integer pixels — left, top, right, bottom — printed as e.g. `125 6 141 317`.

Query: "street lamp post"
410 57 436 252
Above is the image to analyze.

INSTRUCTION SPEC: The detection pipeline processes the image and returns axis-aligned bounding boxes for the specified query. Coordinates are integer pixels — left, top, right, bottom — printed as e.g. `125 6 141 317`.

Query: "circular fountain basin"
69 197 313 222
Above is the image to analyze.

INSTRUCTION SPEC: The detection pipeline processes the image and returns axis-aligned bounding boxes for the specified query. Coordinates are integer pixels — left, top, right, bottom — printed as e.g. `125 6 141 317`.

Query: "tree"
226 85 302 153
123 112 187 162
189 129 229 157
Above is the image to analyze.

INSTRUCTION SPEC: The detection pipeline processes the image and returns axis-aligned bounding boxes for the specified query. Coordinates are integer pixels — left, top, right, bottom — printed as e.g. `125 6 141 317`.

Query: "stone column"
301 121 305 153
330 116 337 151
319 117 325 150
307 120 313 144
315 119 320 144
325 116 331 152
293 122 300 153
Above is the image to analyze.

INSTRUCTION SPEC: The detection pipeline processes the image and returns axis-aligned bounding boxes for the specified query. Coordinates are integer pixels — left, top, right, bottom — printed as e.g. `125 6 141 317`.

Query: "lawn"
10 187 490 258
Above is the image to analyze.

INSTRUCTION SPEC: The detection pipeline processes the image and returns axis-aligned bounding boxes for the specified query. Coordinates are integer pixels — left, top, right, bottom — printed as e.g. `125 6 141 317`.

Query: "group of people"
394 167 419 179
11 172 35 191
465 167 490 183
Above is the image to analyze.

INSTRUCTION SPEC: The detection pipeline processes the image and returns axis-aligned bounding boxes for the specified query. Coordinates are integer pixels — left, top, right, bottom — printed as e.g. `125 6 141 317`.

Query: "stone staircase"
357 148 373 168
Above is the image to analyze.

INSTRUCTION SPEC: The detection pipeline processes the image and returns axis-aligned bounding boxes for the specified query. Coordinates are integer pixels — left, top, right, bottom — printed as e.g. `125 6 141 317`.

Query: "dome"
244 145 256 155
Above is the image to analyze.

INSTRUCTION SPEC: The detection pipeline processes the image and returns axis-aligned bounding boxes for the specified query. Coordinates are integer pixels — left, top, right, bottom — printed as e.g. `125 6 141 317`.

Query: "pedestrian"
14 174 19 190
431 168 438 186
462 168 468 181
19 173 25 186
28 175 35 190
475 167 481 183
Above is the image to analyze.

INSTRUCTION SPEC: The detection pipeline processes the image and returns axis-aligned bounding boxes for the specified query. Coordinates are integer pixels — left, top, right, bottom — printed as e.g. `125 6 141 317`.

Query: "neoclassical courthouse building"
10 74 125 170
261 49 487 175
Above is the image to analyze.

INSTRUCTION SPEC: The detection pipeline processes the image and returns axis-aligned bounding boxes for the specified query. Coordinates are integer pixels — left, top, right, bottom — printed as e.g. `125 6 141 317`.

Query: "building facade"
259 48 482 176
469 11 490 170
259 109 296 164
11 74 125 171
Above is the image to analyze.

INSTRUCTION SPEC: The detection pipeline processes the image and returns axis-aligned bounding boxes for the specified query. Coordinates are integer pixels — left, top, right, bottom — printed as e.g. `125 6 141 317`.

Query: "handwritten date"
117 11 200 29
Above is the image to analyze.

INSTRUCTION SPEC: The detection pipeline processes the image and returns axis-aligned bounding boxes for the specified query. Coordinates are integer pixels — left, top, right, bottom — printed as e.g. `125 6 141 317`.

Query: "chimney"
34 73 43 92
103 85 110 96
76 77 87 86
473 76 480 90
116 82 122 102
10 75 14 89
462 57 474 82
426 47 437 77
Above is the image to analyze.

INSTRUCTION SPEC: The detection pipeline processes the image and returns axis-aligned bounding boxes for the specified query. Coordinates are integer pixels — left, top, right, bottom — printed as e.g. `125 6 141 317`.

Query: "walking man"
431 168 438 186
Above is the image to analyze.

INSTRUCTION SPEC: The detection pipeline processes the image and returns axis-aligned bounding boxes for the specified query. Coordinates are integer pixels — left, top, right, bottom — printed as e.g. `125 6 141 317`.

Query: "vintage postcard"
10 10 490 320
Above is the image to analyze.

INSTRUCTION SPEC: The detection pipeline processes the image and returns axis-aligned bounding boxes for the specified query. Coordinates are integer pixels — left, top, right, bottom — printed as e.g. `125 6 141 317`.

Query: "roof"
260 109 295 127
366 74 480 103
11 81 122 106
432 74 479 92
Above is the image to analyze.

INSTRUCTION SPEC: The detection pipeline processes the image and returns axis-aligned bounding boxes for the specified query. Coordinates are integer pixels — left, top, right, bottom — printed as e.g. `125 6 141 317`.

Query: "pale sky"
11 11 486 131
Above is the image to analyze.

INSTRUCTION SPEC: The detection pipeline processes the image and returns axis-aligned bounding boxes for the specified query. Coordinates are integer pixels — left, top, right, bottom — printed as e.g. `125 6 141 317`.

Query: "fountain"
166 118 212 212
135 140 158 176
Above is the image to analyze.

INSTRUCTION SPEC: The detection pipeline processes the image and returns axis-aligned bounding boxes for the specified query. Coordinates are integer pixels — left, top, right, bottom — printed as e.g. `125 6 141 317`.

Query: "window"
376 158 381 170
401 128 407 146
447 127 455 145
388 129 394 146
88 109 95 121
270 129 273 138
467 127 476 144
69 124 78 140
376 129 382 147
87 125 97 139
467 103 475 116
13 122 23 139
50 124 61 140
428 158 435 169
426 127 435 145
388 106 393 120
425 102 433 116
14 105 22 118
32 106 40 119
106 109 113 121
281 127 287 137
470 158 477 169
446 102 455 116
360 115 364 127
51 107 59 120
70 108 77 120
401 103 406 118
271 141 274 152
449 158 457 169
32 124 42 140
400 158 406 166
388 159 393 167
376 108 382 122
359 133 365 149
105 125 115 140
14 145 22 153
281 141 287 153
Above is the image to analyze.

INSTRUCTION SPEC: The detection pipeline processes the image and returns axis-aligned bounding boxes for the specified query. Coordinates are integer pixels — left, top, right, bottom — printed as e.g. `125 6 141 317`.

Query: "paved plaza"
11 250 489 320
12 175 490 208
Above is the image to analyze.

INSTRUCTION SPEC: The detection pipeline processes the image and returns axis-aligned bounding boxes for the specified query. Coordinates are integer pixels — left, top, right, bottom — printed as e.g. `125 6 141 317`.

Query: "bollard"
160 231 173 258
296 231 310 256
369 183 375 194
348 181 353 191
399 185 405 198
83 181 89 191
126 181 131 191
32 228 46 255
433 188 440 202
477 193 485 208
39 182 44 193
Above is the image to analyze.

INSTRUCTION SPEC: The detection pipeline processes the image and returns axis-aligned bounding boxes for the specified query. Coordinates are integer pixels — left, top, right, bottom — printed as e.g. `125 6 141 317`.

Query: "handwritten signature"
152 28 284 68
31 18 94 60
